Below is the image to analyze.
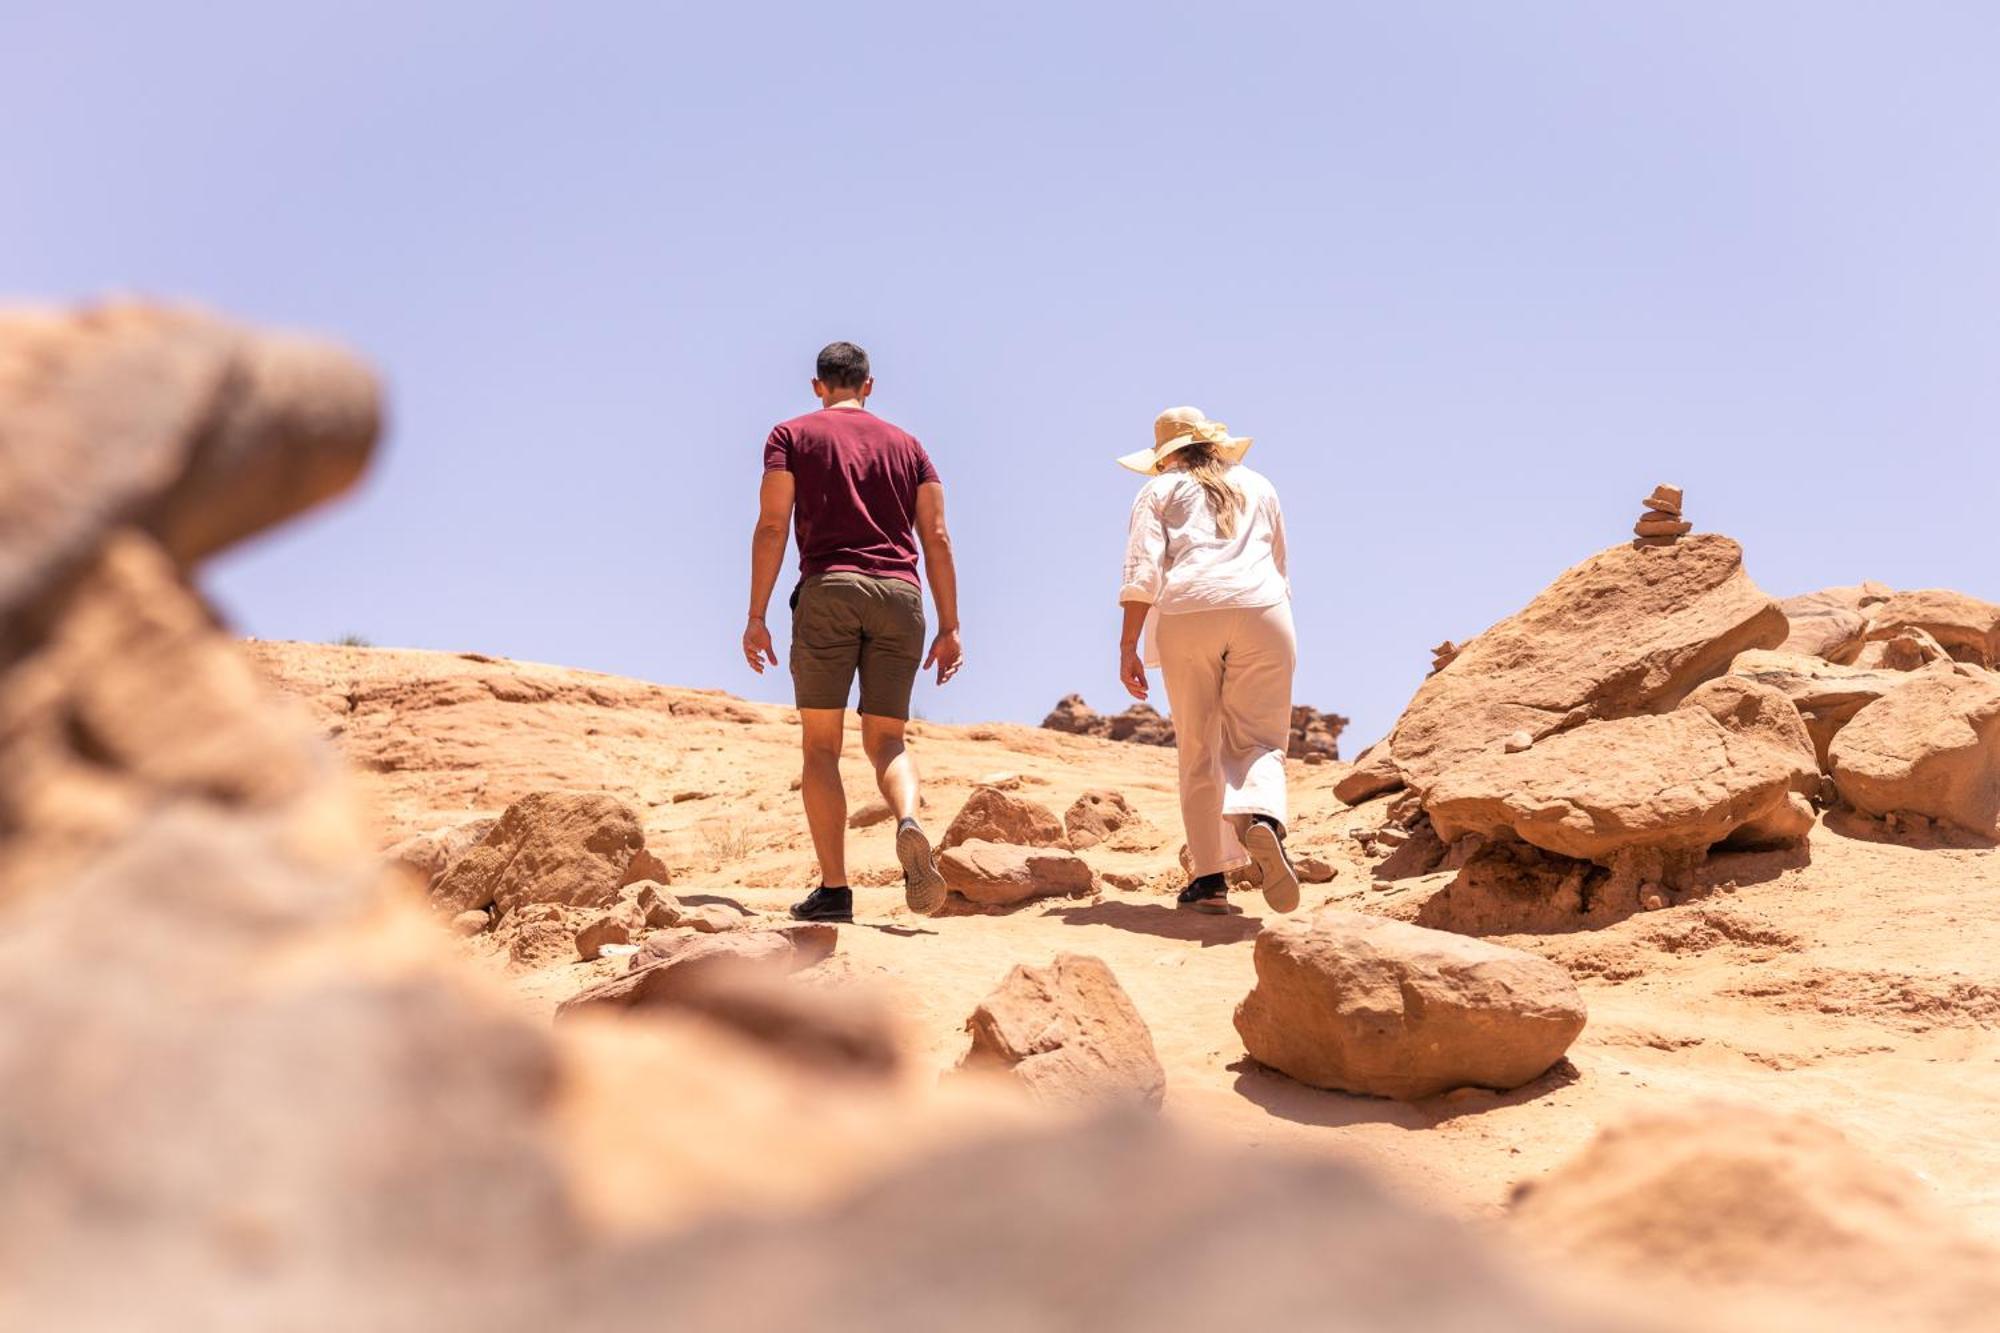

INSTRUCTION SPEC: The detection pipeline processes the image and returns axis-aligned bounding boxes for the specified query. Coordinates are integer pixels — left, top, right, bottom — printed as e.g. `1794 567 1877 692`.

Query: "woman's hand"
1119 642 1149 701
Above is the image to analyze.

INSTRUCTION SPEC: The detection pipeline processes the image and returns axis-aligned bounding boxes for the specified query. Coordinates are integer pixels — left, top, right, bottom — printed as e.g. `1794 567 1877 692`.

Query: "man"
744 341 963 922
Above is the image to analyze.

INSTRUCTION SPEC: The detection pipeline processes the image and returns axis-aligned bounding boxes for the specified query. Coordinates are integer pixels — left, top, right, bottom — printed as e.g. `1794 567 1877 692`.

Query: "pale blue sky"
7 3 1995 748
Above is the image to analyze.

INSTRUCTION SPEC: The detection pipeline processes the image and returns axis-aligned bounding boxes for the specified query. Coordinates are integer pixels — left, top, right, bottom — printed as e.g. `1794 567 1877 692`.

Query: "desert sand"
251 639 2000 1238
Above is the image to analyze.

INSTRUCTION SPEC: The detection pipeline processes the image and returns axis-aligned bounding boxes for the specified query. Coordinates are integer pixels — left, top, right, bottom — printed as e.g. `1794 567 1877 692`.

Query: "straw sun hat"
1115 405 1253 475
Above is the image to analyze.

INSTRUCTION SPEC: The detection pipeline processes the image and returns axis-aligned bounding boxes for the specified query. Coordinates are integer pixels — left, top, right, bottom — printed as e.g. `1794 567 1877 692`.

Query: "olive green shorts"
790 572 926 719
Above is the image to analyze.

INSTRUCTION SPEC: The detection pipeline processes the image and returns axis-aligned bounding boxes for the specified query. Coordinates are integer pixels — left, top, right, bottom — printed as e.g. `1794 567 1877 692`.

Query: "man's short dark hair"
816 341 870 390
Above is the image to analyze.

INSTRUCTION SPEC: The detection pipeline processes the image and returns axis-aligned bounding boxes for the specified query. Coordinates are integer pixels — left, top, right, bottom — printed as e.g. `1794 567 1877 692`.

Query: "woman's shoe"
1244 818 1301 913
1176 874 1232 914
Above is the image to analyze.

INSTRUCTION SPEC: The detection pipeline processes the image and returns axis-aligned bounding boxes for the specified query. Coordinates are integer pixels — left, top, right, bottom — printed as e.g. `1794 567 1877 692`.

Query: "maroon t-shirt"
763 407 940 587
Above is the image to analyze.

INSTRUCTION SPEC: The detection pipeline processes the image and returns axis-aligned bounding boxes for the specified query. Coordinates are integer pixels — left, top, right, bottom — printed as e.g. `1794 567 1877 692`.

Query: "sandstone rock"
959 953 1165 1108
1288 704 1349 761
430 790 651 918
622 847 672 887
976 770 1023 790
576 900 645 960
1646 483 1684 511
940 841 1094 907
1039 694 1176 746
0 534 328 904
1425 706 1809 867
1064 789 1139 850
633 880 683 928
1777 586 1874 660
1861 589 2000 668
1334 742 1406 805
1512 1104 2000 1330
1297 854 1338 884
1728 648 1919 765
640 1114 1636 1332
1383 536 1786 796
681 903 752 934
385 817 497 891
450 909 491 936
557 925 839 1018
941 786 1066 850
0 303 379 650
504 907 578 968
1852 626 1949 671
1678 676 1820 796
1413 839 1601 935
645 960 905 1078
1633 517 1692 538
1234 910 1587 1099
1503 731 1533 753
1828 667 2000 840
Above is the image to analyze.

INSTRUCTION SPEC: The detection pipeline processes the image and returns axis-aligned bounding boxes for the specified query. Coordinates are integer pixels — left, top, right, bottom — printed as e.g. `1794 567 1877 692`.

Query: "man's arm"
914 481 962 685
743 470 795 674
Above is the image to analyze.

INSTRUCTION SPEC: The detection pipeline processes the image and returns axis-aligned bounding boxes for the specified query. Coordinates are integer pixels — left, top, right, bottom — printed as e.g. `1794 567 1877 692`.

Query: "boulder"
576 899 645 960
1384 536 1786 795
1728 649 1917 765
939 841 1094 907
959 953 1165 1108
1235 910 1586 1099
556 925 839 1018
640 1114 1638 1333
450 909 491 936
1827 667 2000 840
384 817 496 891
1063 789 1139 849
0 303 379 651
1425 705 1810 867
430 790 651 917
645 961 905 1079
1852 626 1950 671
1512 1104 2000 1330
1297 854 1338 884
1334 743 1405 805
941 786 1065 850
1776 583 1891 661
1678 676 1819 795
1861 589 2000 668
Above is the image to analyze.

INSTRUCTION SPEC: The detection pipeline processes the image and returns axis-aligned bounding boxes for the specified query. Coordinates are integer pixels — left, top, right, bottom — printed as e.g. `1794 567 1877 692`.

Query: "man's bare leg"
864 712 946 915
798 708 848 888
860 713 919 820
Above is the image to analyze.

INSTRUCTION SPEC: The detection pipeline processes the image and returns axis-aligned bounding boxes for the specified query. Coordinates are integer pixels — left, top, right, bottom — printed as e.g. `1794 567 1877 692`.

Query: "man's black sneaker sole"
897 823 948 917
788 907 853 923
1244 822 1301 913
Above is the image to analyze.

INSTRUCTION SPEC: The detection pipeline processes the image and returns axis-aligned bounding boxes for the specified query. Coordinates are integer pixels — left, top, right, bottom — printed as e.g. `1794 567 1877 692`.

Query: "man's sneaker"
1176 874 1231 915
896 818 948 916
1243 818 1301 913
789 885 853 923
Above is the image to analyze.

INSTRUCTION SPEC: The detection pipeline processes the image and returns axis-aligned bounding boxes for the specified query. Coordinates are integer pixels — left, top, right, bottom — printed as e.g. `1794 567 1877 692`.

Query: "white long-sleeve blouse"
1119 463 1290 614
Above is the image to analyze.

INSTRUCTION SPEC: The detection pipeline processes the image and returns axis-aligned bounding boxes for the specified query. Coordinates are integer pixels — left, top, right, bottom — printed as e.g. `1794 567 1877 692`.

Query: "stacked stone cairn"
1430 640 1461 675
1632 484 1691 545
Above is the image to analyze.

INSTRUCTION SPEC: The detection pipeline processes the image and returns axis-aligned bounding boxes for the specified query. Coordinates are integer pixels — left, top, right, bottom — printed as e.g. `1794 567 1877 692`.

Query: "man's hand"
925 627 963 685
743 617 777 673
1119 643 1149 701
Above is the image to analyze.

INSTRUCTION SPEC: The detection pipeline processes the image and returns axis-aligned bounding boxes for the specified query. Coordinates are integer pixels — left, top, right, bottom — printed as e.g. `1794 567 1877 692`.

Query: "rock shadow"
1230 1056 1580 1129
1045 900 1262 947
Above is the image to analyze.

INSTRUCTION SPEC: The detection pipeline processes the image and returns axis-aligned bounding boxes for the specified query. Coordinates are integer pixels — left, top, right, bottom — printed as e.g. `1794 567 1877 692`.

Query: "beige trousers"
1156 602 1296 877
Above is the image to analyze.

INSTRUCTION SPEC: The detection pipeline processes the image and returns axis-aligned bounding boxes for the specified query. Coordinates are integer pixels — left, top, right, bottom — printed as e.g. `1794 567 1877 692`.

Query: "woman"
1117 406 1299 915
